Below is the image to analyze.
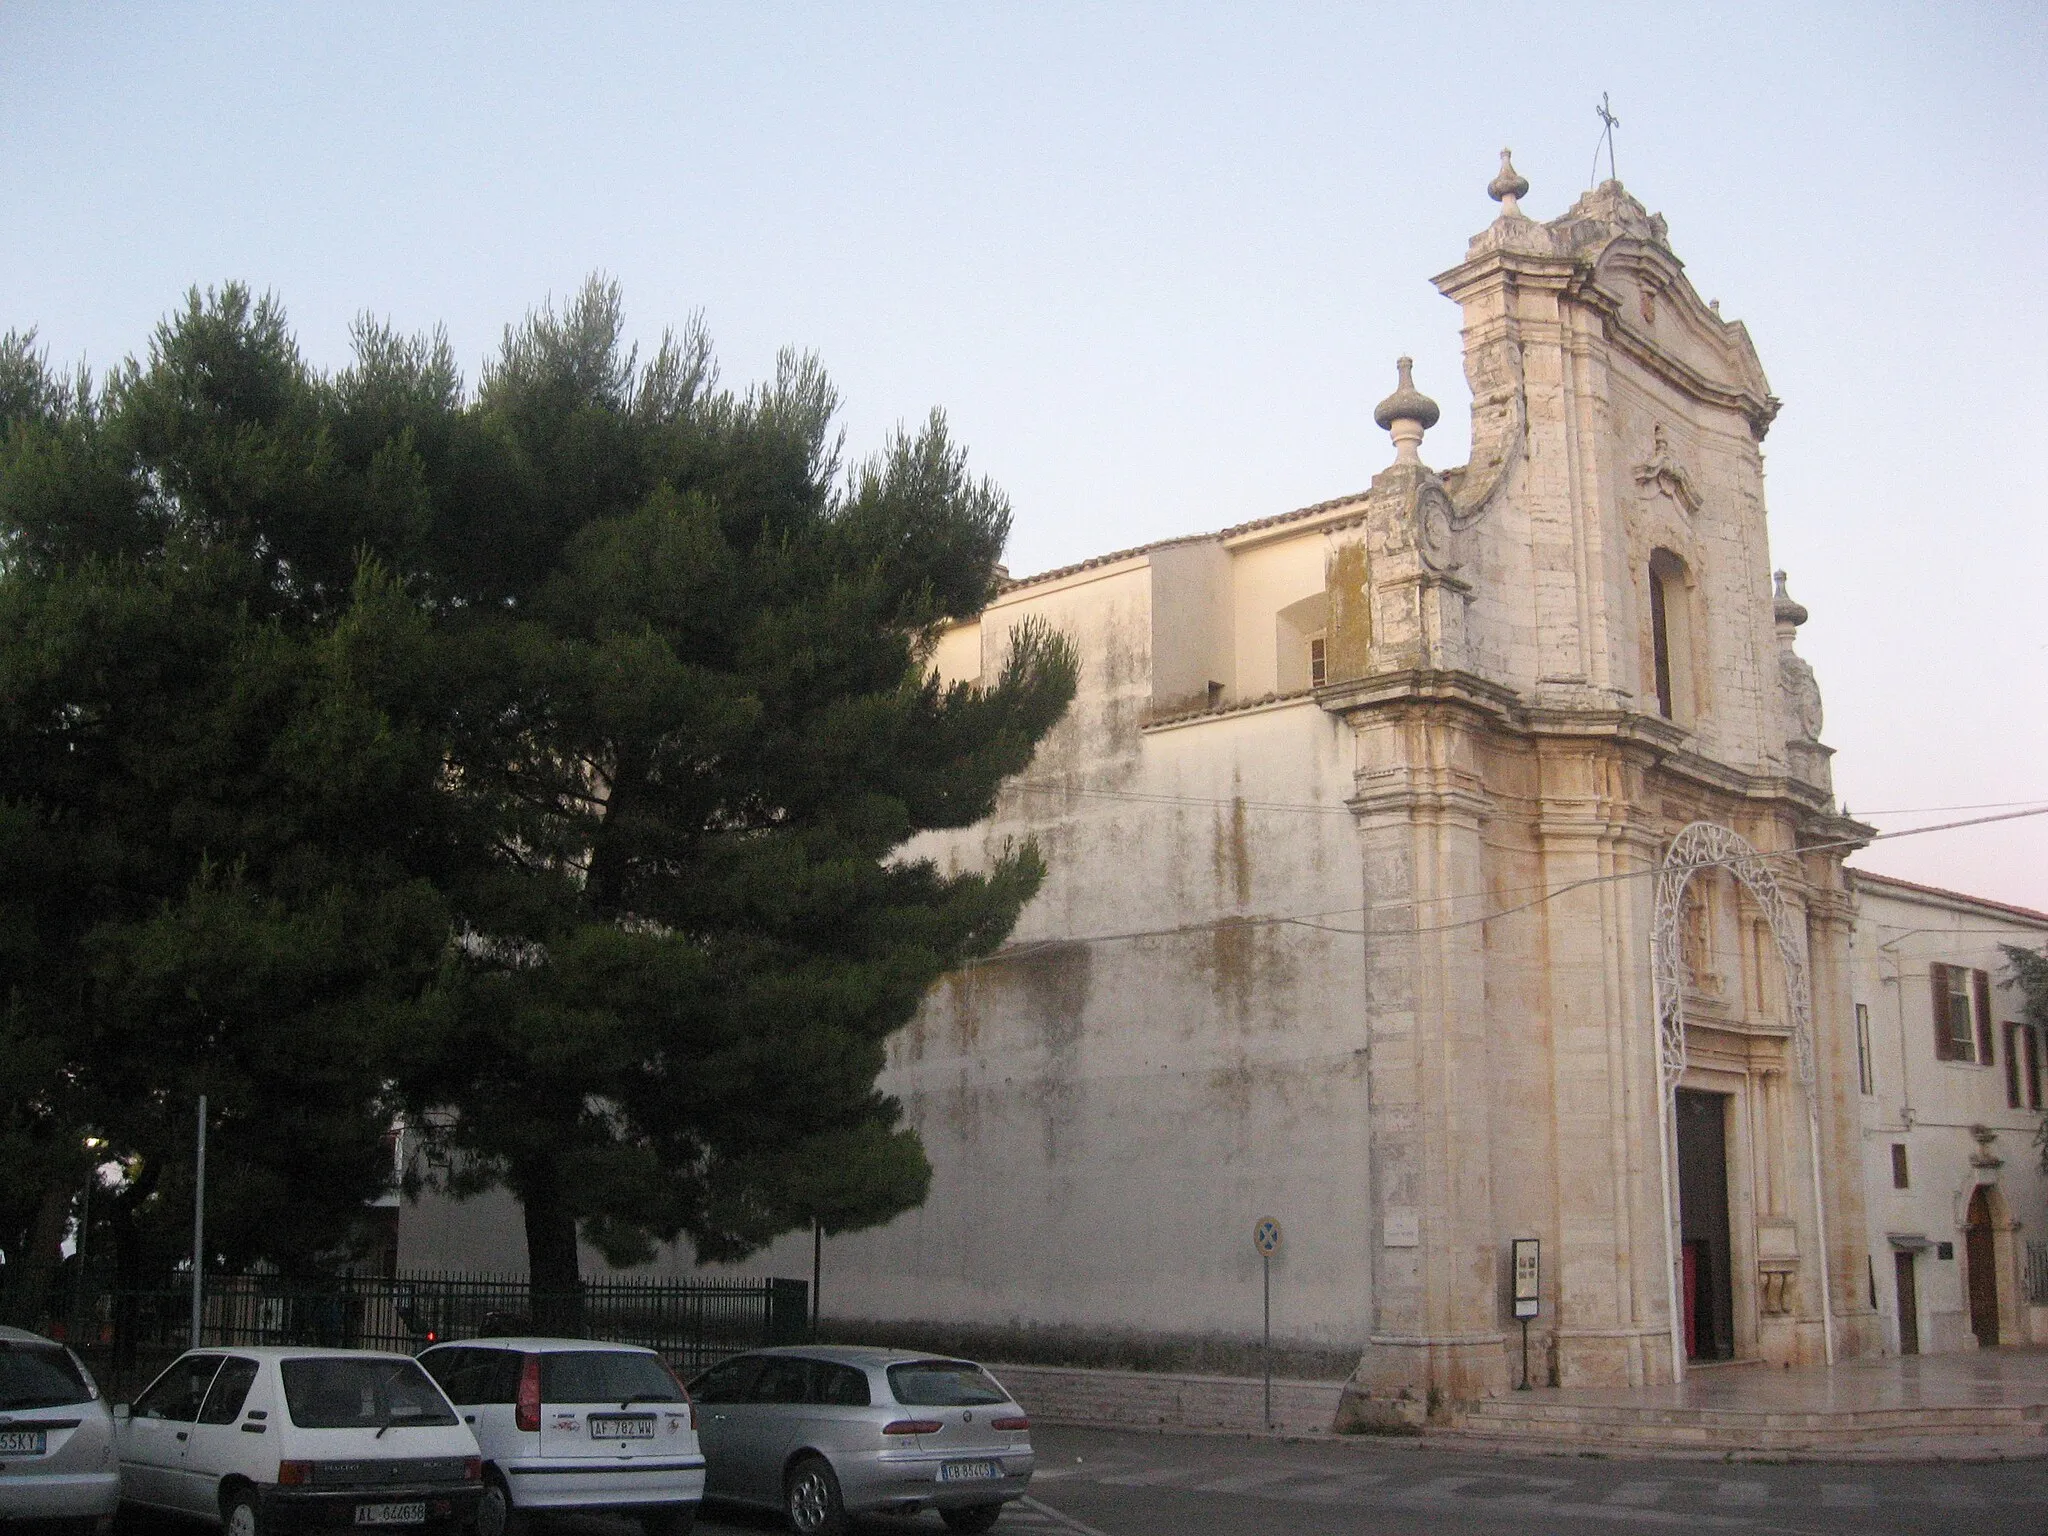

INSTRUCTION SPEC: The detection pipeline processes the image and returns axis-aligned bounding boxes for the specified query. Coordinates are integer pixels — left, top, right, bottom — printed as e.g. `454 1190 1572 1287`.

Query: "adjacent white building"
1849 871 2048 1355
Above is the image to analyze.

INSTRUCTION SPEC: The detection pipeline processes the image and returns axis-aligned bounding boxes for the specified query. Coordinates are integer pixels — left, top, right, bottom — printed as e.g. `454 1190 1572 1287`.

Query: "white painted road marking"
1018 1494 1118 1536
1606 1480 1672 1506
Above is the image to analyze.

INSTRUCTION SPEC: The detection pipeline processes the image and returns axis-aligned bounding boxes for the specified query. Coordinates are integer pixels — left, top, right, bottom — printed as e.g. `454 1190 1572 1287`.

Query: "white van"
115 1347 483 1536
416 1339 702 1536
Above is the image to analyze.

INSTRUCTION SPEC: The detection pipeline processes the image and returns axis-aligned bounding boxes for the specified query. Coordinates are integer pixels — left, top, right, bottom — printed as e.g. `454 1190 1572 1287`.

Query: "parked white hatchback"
416 1339 703 1536
0 1324 120 1534
113 1347 483 1536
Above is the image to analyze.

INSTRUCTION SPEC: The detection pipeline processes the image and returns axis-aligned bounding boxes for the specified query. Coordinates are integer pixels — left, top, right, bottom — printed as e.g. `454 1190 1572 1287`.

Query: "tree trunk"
516 1160 585 1335
1 1180 73 1331
585 753 645 921
110 1167 158 1379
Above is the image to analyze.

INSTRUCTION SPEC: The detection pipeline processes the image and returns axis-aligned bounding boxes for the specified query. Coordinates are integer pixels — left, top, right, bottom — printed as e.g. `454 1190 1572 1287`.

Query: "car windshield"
886 1360 1008 1408
281 1357 457 1429
0 1341 93 1409
540 1351 685 1405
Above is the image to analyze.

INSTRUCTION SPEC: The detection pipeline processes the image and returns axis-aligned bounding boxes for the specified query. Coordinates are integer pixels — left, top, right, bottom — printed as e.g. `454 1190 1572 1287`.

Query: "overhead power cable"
1009 778 2048 823
973 803 2048 963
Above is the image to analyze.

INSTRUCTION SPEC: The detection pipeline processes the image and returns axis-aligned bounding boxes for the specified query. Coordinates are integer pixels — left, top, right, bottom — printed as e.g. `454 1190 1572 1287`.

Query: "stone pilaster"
1805 874 1882 1359
1336 699 1506 1426
1531 747 1676 1386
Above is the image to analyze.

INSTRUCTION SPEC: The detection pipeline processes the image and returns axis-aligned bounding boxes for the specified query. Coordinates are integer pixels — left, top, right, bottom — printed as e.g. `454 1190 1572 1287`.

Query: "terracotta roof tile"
1848 868 2048 927
998 488 1374 595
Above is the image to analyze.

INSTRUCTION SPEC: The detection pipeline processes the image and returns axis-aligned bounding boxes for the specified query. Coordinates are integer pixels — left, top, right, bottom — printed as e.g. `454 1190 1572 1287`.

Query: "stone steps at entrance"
1447 1396 2048 1452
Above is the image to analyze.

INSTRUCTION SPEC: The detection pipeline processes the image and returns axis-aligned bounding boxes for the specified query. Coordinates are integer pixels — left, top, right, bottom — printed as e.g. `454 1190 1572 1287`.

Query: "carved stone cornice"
1568 260 1781 440
1315 667 1522 726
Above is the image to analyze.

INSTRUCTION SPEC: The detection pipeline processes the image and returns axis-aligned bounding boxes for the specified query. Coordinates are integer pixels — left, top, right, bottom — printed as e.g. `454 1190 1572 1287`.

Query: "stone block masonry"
992 1363 1349 1438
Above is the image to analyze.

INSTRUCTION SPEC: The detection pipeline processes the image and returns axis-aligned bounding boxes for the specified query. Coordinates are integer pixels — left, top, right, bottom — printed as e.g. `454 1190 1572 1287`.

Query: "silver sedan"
0 1325 120 1533
687 1347 1032 1534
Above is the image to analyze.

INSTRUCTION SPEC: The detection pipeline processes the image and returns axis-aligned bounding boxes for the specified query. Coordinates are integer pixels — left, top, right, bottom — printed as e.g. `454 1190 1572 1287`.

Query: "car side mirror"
113 1404 131 1421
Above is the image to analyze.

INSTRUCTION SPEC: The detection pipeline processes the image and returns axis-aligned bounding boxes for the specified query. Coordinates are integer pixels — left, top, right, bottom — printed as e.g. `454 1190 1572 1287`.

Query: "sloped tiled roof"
1849 868 2048 927
997 488 1374 595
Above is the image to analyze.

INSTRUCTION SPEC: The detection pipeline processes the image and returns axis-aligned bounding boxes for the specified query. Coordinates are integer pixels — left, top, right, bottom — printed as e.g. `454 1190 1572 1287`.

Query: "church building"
848 154 1879 1423
402 157 2048 1419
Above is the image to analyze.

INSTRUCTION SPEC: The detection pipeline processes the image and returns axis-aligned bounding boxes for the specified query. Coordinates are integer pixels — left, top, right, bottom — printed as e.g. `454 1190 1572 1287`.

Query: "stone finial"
1487 148 1530 218
1373 357 1438 465
1773 570 1808 628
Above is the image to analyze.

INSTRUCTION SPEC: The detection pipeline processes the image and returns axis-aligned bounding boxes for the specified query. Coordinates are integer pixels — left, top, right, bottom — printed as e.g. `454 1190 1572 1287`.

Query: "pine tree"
0 296 464 1320
2 281 1074 1328
392 282 1075 1322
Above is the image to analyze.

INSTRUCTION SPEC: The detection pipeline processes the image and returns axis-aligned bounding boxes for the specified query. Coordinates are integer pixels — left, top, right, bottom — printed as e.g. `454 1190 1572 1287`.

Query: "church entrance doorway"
1676 1088 1735 1361
1894 1251 1920 1355
1967 1186 2001 1348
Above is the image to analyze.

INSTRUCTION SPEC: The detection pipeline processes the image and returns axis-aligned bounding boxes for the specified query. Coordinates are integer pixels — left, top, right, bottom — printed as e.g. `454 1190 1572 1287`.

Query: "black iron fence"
57 1271 808 1400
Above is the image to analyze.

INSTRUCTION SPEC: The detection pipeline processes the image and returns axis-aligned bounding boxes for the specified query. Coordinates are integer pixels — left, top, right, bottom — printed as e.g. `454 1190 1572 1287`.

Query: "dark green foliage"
391 282 1076 1314
0 279 1074 1324
0 299 468 1314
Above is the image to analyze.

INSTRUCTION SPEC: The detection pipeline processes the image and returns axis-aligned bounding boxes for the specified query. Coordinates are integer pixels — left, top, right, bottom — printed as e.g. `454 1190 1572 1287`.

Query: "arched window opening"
1648 549 1694 723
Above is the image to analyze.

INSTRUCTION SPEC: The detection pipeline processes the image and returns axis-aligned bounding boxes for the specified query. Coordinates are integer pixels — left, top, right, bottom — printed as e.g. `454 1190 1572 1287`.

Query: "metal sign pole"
1252 1217 1282 1431
1262 1252 1272 1431
190 1094 207 1350
1510 1237 1541 1390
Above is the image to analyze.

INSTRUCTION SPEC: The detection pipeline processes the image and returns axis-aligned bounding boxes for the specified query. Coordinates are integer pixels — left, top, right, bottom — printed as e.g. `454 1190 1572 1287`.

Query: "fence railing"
57 1271 808 1400
2027 1241 2048 1307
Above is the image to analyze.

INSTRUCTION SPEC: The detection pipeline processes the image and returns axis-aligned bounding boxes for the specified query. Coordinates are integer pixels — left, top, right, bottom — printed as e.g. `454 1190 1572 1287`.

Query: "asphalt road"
684 1423 2048 1536
110 1427 2048 1536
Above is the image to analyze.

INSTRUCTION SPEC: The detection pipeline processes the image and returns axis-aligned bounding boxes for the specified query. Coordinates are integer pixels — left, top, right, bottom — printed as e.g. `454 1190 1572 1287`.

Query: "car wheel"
940 1505 1004 1534
475 1473 525 1536
640 1508 695 1536
782 1456 847 1536
225 1491 261 1536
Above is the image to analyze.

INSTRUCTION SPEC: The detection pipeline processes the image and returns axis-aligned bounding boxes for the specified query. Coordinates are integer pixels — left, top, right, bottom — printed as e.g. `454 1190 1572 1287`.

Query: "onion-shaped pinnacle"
1488 149 1530 216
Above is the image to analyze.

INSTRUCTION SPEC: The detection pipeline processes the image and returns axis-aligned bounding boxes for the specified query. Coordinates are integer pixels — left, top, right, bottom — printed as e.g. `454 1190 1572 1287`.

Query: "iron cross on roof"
1594 92 1621 185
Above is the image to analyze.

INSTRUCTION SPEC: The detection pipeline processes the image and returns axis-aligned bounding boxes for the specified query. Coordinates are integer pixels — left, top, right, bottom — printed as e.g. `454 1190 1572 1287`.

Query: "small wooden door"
1675 1089 1735 1359
1894 1251 1919 1355
1682 1242 1701 1358
1967 1187 2000 1348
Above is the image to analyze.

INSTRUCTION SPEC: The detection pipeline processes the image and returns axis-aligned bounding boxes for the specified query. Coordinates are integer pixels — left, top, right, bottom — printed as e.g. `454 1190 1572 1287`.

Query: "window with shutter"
1975 970 1995 1066
2007 1023 2024 1108
1931 962 1956 1061
2030 1025 2046 1112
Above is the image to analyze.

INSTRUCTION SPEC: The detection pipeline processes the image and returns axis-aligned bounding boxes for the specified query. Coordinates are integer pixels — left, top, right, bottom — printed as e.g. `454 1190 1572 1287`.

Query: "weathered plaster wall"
1227 534 1327 700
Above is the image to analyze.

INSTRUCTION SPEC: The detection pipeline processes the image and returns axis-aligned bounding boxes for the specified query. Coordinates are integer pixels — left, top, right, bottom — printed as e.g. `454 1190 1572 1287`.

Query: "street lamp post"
190 1096 207 1350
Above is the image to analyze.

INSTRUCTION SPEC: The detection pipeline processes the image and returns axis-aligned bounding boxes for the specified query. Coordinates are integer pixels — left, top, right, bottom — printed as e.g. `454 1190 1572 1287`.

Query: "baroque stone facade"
915 161 1878 1419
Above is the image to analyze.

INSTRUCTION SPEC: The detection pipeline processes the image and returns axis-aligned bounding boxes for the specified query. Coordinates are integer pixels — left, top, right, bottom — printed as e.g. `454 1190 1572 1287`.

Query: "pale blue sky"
6 3 2045 905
